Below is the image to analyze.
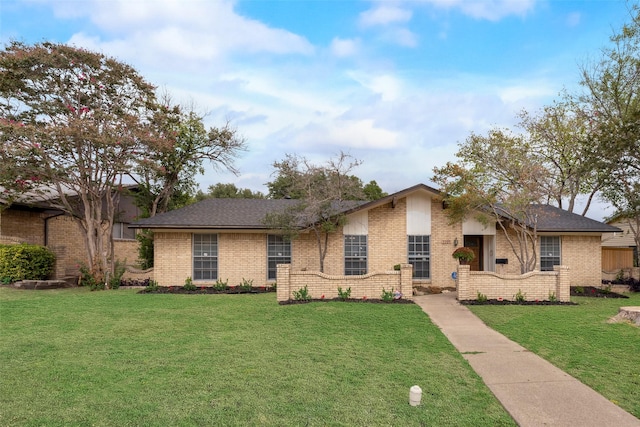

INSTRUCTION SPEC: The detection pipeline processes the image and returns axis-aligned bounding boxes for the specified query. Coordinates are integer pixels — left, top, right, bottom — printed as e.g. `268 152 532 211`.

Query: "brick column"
554 265 570 302
276 264 291 302
399 263 413 301
456 265 471 300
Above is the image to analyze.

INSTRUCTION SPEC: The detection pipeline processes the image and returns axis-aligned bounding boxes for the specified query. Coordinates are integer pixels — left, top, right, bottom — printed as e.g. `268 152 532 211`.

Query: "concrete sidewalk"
413 293 640 427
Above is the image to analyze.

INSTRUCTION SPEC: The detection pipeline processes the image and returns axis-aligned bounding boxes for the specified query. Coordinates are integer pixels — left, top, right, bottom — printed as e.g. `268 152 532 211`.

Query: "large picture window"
344 235 367 275
267 235 291 280
193 234 218 280
408 235 430 279
540 236 561 271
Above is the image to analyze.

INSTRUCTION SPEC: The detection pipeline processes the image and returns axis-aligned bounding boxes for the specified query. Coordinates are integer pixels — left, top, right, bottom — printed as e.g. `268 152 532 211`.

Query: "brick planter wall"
456 265 570 302
276 263 414 302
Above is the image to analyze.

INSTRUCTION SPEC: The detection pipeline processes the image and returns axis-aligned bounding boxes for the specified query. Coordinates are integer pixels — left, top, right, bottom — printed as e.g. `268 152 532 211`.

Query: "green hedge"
0 244 55 283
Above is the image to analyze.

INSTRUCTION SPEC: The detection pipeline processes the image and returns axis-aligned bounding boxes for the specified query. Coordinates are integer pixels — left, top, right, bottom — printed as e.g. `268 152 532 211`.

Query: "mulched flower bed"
279 298 415 305
571 286 629 298
461 299 576 306
461 286 630 305
138 286 275 295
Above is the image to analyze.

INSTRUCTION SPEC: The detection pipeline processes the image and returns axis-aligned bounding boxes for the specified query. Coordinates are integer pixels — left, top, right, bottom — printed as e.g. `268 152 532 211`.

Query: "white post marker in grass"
409 385 422 406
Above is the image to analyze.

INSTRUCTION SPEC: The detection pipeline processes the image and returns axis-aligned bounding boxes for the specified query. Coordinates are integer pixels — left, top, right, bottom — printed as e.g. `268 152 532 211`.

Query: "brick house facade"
0 195 140 278
133 184 618 289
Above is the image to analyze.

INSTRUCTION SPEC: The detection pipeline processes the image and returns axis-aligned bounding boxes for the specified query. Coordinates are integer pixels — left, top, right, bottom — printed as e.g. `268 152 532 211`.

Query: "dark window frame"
193 234 218 281
267 234 291 280
344 235 367 275
408 235 430 279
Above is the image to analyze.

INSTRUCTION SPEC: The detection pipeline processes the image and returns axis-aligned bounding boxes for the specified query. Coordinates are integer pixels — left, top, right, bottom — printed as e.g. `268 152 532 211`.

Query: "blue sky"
0 0 631 219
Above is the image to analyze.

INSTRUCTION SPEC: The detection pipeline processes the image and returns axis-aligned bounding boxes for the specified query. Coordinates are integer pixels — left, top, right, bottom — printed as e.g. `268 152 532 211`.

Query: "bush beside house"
0 243 55 283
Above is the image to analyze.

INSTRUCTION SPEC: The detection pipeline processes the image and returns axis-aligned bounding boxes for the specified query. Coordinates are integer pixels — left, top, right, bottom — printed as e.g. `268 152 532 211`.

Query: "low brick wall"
457 265 570 302
276 263 413 302
122 266 154 281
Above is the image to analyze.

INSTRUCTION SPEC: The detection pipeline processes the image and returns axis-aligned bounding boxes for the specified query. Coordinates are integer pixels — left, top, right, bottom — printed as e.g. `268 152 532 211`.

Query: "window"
112 222 135 240
267 235 291 280
193 234 218 280
408 235 430 279
540 236 561 271
344 235 367 275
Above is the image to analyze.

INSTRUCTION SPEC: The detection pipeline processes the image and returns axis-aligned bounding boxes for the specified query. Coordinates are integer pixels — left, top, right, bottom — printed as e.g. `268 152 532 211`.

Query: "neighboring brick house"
131 184 619 289
0 193 140 278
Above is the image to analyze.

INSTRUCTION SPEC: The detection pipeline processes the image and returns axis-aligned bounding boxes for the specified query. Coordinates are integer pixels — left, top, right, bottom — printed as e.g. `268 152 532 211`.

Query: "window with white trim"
267 235 291 280
193 234 218 280
112 222 135 240
344 235 367 275
408 235 430 279
540 236 561 271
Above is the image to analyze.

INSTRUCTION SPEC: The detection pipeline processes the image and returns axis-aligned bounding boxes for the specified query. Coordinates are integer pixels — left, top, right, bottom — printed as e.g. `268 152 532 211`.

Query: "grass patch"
0 287 514 426
468 293 640 418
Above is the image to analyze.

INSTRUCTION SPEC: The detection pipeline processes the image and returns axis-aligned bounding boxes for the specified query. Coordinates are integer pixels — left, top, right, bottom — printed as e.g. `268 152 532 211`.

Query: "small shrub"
183 276 197 291
109 259 126 290
548 291 557 302
79 264 104 291
381 288 394 302
337 286 351 301
213 278 228 291
574 286 584 294
239 278 253 291
476 291 488 303
393 264 401 271
271 282 277 291
144 280 159 292
292 285 311 301
514 289 526 303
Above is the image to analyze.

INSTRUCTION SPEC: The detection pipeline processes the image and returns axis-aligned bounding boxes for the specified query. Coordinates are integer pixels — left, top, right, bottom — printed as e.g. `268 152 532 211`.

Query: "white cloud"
359 5 413 27
330 37 360 58
59 0 313 69
347 72 404 102
417 0 536 21
566 12 581 28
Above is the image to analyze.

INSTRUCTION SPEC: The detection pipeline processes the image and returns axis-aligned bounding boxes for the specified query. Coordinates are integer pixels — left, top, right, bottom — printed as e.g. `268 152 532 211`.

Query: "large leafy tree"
200 182 264 199
579 4 640 266
0 41 162 285
518 99 606 215
433 129 549 273
264 152 365 272
129 99 246 269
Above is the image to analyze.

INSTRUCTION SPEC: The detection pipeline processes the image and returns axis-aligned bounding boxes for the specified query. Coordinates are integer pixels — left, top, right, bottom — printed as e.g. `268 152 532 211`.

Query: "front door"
464 235 483 271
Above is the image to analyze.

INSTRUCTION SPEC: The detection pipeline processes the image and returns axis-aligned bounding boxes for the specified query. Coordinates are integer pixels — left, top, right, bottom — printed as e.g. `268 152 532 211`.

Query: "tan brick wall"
494 230 601 286
457 265 570 302
494 228 525 275
561 235 601 287
154 232 192 286
0 209 45 245
218 233 267 287
277 263 413 302
113 240 140 266
47 215 88 277
368 199 407 273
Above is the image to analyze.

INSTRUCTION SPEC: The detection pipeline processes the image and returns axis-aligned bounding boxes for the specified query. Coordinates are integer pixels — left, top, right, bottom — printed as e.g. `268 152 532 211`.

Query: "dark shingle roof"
130 185 619 234
530 205 621 233
130 198 302 229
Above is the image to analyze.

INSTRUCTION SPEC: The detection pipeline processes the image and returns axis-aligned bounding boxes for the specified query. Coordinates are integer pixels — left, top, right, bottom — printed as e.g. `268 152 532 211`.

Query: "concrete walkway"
413 293 640 427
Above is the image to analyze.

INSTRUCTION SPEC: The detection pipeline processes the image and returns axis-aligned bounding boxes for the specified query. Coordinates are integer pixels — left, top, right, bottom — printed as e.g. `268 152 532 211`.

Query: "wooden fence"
602 247 634 271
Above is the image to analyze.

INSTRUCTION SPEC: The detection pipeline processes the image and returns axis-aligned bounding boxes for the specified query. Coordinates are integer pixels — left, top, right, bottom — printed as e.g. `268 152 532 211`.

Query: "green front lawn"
0 287 514 426
468 293 640 418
